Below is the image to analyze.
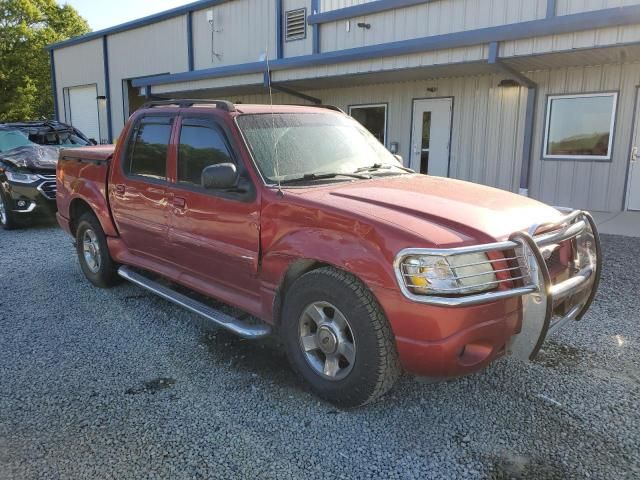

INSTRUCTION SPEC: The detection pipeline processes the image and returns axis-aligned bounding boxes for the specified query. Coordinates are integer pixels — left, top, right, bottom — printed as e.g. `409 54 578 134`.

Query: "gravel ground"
1 224 639 480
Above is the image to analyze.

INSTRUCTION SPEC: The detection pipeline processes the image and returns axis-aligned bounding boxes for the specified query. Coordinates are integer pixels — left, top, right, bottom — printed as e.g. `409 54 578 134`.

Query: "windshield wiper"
354 163 415 174
279 172 372 184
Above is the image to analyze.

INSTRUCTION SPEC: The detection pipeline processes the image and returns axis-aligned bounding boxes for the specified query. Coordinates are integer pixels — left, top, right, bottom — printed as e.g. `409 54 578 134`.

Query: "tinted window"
126 119 171 179
178 124 234 186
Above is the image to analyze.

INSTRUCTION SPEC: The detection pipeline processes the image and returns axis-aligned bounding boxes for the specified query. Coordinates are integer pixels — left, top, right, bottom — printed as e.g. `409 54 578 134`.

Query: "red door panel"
109 115 174 263
167 115 261 301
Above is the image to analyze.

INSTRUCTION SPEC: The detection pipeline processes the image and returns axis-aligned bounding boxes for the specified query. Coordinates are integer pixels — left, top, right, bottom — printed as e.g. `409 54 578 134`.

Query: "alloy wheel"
298 301 356 381
82 228 102 273
0 194 6 225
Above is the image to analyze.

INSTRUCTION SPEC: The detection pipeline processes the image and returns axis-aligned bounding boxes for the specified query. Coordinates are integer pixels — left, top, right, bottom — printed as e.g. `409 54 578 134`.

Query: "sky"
57 0 195 31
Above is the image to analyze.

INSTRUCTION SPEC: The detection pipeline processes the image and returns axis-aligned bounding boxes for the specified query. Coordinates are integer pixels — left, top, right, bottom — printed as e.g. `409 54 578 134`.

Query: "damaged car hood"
292 175 565 247
0 145 61 171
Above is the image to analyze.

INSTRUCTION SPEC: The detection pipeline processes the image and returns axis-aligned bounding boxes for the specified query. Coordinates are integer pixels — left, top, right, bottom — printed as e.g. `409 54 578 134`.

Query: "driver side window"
178 121 234 187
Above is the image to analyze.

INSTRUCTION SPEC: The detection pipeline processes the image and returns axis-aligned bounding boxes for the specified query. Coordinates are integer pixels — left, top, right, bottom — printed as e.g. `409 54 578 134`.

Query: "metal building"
48 0 640 213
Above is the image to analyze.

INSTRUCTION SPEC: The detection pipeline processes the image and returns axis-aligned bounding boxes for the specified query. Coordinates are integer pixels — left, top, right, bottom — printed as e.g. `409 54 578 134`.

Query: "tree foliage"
0 0 90 122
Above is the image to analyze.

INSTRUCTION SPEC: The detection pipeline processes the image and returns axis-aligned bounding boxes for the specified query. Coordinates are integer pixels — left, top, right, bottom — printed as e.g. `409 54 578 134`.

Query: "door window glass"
544 93 617 160
420 112 432 174
178 124 234 187
125 118 171 180
348 104 387 145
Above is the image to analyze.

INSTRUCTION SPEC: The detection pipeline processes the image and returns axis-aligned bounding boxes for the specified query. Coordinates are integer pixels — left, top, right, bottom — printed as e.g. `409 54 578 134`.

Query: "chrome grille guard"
394 210 602 355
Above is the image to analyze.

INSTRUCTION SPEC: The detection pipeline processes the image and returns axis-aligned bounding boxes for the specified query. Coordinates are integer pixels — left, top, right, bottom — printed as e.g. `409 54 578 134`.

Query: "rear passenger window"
125 118 172 180
178 123 234 187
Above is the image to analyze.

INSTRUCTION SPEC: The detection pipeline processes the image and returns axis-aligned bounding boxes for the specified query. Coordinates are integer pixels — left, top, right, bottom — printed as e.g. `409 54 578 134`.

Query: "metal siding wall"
192 0 277 70
230 75 525 193
283 0 314 57
319 0 547 53
107 16 189 136
528 62 640 212
501 25 640 57
52 39 107 141
321 0 376 11
557 0 640 15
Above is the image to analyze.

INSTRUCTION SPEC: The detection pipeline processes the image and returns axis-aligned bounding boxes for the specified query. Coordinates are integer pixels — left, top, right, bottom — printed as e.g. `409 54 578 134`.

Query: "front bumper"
388 210 601 375
3 174 57 217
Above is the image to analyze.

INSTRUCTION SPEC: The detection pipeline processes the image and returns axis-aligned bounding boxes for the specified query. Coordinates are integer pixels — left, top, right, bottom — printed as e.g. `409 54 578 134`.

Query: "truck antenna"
264 28 283 197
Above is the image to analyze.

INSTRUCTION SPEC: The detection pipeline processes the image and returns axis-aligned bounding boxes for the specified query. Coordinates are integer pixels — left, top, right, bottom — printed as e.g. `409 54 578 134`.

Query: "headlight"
399 252 497 295
5 171 41 184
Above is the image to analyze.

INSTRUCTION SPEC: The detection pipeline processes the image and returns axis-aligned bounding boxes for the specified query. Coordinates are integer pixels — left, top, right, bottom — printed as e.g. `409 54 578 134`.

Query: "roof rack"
140 99 236 112
283 104 346 114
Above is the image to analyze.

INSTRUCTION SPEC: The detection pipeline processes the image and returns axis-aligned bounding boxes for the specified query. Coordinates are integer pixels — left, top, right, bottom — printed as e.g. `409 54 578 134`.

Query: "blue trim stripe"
187 11 195 71
102 37 113 143
48 0 233 50
49 50 59 121
276 0 284 59
308 0 437 25
132 4 640 89
311 0 320 54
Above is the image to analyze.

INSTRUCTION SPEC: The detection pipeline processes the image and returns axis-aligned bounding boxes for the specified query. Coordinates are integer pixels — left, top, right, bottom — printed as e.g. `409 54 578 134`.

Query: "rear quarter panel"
57 146 118 237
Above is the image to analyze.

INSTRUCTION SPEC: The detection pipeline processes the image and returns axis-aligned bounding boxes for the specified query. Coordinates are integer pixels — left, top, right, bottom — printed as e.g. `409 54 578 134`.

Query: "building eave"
133 4 640 89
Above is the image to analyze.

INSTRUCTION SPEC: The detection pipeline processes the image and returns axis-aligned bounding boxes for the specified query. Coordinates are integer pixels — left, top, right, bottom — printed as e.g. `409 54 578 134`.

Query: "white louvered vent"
285 8 307 41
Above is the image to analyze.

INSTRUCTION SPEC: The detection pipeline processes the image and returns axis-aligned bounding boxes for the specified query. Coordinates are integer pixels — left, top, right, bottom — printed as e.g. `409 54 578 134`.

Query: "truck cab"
56 100 601 407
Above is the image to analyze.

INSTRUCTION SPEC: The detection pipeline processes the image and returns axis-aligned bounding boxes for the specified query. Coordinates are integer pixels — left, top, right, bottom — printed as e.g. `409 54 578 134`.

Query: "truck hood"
294 175 565 247
0 145 61 171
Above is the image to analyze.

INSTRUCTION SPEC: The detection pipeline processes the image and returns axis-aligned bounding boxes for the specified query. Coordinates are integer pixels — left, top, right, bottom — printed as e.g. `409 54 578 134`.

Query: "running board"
118 266 272 339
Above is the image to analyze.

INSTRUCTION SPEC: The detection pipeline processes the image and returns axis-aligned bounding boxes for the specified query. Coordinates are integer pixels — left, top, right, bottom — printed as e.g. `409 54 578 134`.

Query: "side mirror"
89 138 98 145
202 163 238 190
393 154 403 164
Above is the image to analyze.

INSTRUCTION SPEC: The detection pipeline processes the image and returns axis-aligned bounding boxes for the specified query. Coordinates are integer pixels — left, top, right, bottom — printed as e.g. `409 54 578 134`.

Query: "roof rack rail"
289 104 345 114
140 99 236 112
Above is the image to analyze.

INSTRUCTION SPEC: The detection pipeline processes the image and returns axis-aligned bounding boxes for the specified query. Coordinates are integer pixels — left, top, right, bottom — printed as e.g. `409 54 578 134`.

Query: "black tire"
281 267 401 408
75 212 121 288
0 186 19 230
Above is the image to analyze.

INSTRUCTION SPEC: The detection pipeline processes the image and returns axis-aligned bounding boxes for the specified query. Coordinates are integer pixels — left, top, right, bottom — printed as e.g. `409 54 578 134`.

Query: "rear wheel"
282 267 401 408
0 186 19 230
75 212 121 288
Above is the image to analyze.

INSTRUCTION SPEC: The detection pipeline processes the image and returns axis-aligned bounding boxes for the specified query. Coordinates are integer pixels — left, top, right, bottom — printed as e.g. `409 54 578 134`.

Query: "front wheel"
75 213 121 288
282 267 401 408
0 186 19 230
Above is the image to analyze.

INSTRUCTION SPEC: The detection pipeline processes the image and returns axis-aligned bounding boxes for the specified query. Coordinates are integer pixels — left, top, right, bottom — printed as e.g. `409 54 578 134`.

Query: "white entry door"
411 98 453 176
67 85 100 141
626 89 640 211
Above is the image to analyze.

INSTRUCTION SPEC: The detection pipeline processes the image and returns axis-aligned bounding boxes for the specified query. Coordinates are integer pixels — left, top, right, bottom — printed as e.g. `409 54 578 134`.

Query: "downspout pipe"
49 50 59 121
489 42 538 196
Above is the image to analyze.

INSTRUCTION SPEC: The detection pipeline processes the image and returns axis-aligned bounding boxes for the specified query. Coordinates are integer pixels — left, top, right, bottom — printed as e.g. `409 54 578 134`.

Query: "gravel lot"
1 224 639 479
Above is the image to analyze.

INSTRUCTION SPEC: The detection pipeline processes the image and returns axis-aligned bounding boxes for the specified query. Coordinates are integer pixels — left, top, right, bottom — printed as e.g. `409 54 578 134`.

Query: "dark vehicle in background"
0 121 94 229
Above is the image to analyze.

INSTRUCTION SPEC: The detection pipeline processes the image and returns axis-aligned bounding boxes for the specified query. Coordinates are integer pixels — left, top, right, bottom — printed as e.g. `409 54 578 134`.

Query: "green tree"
0 0 90 122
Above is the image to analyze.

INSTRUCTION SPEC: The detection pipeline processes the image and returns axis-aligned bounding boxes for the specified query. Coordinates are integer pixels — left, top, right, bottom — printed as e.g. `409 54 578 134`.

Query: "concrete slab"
591 211 640 238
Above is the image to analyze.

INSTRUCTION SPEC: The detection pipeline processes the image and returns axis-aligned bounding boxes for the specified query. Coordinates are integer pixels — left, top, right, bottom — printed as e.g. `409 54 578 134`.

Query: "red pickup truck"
56 100 601 407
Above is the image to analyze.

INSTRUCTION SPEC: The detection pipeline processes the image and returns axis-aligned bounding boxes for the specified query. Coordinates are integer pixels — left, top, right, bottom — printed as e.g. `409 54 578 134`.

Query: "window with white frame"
543 92 618 160
348 104 387 146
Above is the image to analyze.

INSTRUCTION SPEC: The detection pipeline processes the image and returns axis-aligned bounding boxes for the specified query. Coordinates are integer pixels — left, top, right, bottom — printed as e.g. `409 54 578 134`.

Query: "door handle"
172 196 186 209
114 184 125 195
632 147 639 163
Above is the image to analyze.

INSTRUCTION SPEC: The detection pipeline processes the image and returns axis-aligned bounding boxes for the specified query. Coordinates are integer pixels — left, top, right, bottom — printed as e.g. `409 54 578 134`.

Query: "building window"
285 8 307 41
543 93 618 161
349 104 387 146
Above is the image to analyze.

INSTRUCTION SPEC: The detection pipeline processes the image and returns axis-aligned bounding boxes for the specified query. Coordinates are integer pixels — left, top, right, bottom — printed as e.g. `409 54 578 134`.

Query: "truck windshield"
236 112 405 184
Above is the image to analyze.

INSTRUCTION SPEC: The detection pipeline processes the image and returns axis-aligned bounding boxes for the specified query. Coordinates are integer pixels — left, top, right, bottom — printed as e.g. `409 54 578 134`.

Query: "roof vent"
285 8 307 41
